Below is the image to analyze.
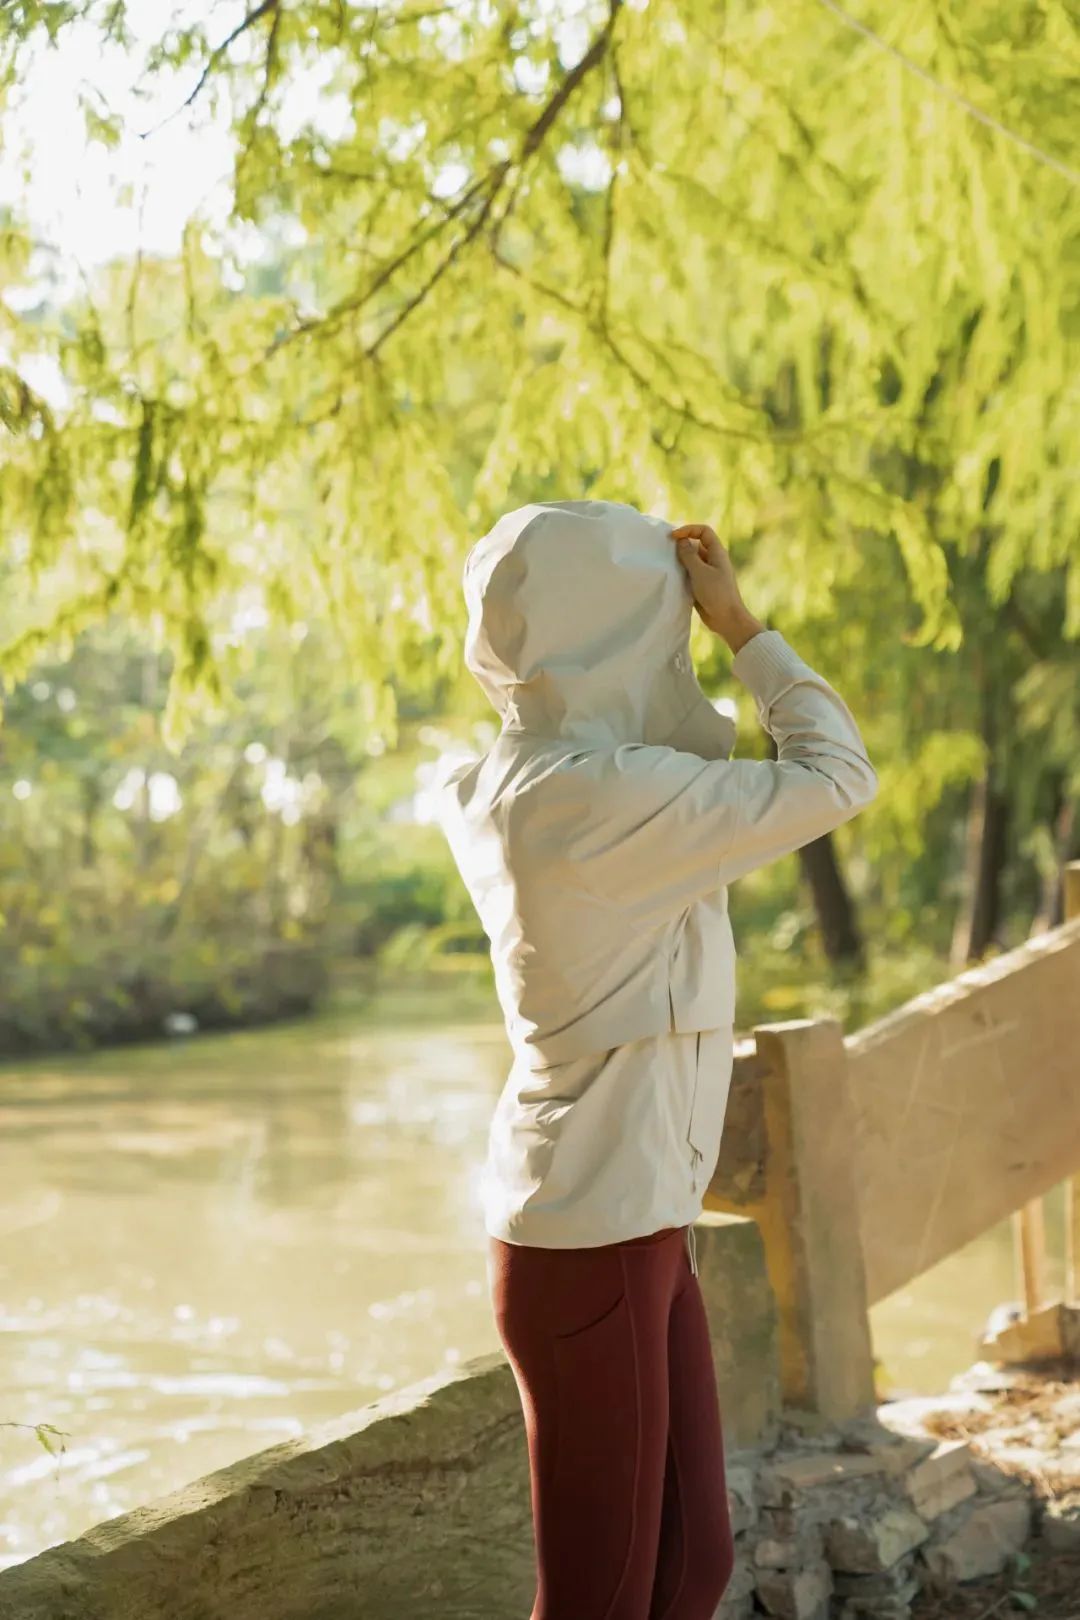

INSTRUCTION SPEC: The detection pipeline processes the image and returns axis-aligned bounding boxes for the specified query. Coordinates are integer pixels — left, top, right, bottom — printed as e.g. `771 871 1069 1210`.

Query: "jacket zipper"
686 1032 704 1180
676 979 701 1277
687 1030 703 1276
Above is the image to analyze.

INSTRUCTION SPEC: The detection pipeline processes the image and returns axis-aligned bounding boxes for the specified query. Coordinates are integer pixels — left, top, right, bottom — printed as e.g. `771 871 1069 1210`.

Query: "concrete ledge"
0 1215 778 1620
0 1353 536 1620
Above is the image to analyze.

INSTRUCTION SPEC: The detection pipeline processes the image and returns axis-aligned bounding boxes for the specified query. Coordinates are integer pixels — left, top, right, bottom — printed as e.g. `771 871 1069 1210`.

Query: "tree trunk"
763 731 866 966
950 649 1013 966
80 775 100 868
951 769 1010 965
969 777 1009 957
798 837 865 966
1029 792 1077 935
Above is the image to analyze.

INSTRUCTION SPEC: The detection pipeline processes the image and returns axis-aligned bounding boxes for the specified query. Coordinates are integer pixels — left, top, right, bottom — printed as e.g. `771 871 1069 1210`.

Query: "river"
0 983 1065 1568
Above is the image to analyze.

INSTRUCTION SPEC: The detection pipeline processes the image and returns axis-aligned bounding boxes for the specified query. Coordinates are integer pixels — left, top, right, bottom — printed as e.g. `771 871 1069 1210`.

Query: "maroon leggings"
487 1224 735 1620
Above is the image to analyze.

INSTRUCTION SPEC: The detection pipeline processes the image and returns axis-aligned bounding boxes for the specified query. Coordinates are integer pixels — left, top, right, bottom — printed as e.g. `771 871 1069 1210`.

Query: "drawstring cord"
685 1223 698 1277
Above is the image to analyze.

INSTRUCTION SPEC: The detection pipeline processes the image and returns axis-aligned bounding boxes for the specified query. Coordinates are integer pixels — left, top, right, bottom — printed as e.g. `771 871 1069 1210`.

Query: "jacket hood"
461 499 736 755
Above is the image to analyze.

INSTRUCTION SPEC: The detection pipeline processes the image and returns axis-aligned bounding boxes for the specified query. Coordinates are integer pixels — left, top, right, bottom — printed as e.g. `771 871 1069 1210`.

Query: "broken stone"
835 1414 937 1472
831 1557 919 1597
759 1451 896 1505
833 1566 921 1620
1039 1501 1080 1553
824 1504 929 1573
755 1558 833 1620
920 1496 1032 1584
753 1520 825 1569
968 1457 1031 1499
754 1535 798 1569
725 1460 758 1536
760 1504 801 1539
902 1439 977 1520
756 1476 895 1544
777 1407 841 1444
714 1591 753 1620
722 1548 758 1607
836 1601 915 1620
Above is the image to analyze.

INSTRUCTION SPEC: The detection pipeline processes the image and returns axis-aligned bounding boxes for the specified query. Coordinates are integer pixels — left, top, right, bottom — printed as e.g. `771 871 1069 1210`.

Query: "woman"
437 500 877 1619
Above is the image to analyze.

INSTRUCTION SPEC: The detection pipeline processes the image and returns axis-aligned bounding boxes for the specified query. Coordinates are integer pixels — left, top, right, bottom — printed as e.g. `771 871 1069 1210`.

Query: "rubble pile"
715 1360 1080 1620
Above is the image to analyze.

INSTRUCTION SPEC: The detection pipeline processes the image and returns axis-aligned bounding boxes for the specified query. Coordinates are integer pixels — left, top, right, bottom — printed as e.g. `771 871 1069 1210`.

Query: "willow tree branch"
260 1 624 365
136 0 279 139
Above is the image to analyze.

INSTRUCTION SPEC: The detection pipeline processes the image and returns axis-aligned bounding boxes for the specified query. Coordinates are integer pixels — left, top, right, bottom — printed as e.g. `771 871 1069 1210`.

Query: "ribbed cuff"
730 627 808 695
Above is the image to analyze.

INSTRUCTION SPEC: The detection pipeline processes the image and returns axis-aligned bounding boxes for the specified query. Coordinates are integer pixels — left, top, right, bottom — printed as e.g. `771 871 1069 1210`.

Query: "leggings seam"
651 1327 689 1620
603 1246 641 1620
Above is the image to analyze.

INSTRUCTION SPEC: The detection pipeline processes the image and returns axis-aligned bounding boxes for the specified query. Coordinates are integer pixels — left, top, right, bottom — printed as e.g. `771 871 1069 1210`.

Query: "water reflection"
0 987 1066 1568
0 990 509 1568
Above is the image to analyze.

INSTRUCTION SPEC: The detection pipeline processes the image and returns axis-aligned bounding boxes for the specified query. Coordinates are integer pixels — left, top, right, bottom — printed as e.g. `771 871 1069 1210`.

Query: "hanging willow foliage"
0 0 1077 751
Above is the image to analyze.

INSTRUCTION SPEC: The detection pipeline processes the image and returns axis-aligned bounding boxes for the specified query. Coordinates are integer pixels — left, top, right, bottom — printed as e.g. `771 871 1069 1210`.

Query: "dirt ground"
910 1540 1080 1619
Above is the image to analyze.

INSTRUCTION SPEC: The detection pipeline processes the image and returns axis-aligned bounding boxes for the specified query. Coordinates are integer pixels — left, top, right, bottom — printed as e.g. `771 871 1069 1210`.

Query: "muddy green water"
0 984 1065 1568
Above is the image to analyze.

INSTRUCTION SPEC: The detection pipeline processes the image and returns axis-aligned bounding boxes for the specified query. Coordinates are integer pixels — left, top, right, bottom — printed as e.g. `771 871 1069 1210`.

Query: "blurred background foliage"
0 0 1078 1052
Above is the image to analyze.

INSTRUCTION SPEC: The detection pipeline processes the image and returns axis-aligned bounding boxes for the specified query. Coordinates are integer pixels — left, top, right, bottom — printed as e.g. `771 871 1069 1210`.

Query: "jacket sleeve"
573 629 878 915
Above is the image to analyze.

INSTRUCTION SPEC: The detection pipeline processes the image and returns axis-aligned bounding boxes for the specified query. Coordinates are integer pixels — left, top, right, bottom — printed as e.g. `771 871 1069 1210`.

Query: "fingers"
669 524 723 566
671 534 703 568
669 524 720 549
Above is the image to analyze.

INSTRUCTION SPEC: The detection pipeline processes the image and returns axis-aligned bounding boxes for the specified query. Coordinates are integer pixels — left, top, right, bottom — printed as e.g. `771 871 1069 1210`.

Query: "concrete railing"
703 862 1080 1424
846 915 1080 1305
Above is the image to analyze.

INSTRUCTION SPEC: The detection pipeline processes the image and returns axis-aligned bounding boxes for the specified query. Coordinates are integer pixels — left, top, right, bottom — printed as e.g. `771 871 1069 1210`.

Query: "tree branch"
259 1 624 365
135 0 279 139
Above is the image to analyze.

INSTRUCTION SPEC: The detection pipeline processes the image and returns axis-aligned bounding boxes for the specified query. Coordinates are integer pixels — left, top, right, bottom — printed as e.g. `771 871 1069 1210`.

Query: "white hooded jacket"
437 499 878 1267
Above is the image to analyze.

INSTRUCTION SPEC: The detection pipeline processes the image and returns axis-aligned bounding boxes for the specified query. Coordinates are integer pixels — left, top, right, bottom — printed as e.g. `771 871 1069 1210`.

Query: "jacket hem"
483 1207 703 1249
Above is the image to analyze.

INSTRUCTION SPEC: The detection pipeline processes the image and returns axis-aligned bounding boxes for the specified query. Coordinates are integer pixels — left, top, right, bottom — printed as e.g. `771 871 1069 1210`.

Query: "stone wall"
718 1396 1042 1620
